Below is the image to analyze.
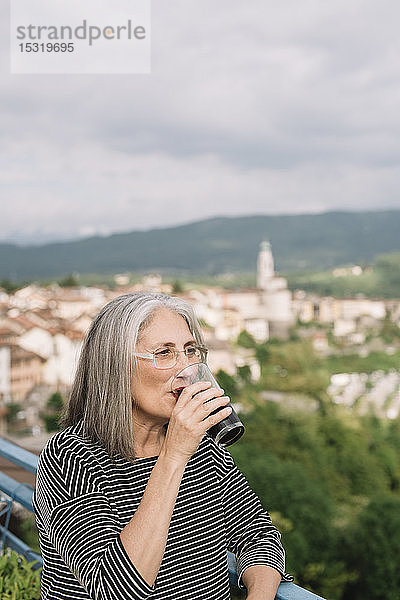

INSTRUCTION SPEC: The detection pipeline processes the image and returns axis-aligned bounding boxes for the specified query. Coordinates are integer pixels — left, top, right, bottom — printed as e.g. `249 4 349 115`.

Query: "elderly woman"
34 292 292 600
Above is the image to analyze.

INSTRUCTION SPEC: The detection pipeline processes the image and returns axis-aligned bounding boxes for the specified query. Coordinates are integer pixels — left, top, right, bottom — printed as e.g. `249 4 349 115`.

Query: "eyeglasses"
132 344 208 369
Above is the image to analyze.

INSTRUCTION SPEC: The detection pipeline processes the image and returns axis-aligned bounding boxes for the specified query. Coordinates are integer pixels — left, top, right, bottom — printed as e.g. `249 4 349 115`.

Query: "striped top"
33 421 292 600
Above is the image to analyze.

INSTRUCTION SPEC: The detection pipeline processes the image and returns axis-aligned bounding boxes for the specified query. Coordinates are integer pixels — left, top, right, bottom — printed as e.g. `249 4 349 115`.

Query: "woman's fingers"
203 405 232 428
196 394 231 419
165 383 232 460
175 388 231 431
175 386 226 420
174 381 212 408
199 395 232 428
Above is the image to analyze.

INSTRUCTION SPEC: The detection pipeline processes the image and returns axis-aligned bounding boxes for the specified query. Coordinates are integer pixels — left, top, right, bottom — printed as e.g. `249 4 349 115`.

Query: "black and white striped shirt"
33 421 292 599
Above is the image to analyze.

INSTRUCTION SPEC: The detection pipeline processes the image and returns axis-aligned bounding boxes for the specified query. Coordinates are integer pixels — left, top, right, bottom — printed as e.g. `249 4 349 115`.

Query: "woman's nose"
176 349 191 368
171 352 190 381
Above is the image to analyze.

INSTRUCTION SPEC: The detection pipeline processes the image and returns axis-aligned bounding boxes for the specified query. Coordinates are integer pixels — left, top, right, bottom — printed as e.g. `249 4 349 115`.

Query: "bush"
237 330 257 349
17 515 40 554
42 392 64 432
0 550 41 599
343 495 400 600
5 404 21 425
215 370 239 401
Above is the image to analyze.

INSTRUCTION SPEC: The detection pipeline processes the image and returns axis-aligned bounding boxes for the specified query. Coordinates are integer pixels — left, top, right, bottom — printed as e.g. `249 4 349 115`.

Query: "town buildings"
1 241 400 433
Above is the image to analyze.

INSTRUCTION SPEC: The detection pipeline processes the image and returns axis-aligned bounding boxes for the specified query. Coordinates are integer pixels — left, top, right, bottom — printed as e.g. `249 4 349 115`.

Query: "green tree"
5 402 22 424
380 311 400 343
230 441 354 598
0 279 22 293
58 274 79 287
172 280 184 294
215 369 238 401
237 364 252 384
254 343 270 371
318 414 389 499
43 414 60 432
237 330 257 349
343 495 400 600
46 392 64 411
42 392 64 432
375 252 400 296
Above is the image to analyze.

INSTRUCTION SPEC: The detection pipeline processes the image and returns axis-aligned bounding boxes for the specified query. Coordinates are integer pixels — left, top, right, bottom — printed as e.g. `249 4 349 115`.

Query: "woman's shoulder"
40 421 100 466
37 422 110 500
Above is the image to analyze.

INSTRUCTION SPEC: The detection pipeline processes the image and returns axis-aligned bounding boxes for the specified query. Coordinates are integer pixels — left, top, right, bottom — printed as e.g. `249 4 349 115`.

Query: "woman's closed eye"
154 348 174 358
185 346 198 357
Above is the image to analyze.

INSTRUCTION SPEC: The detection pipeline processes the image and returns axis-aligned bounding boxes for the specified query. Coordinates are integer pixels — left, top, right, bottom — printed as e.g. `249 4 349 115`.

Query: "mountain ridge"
2 210 400 280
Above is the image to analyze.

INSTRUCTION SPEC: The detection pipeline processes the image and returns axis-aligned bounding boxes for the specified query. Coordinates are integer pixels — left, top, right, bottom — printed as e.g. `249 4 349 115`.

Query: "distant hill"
2 210 400 281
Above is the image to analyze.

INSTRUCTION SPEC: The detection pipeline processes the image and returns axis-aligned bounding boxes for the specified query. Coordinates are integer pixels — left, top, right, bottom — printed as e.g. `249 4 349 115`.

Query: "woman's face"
131 308 199 425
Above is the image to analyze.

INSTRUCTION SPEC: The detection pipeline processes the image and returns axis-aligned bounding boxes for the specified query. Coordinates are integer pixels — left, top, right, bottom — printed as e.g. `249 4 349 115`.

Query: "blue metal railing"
0 437 325 599
0 438 41 565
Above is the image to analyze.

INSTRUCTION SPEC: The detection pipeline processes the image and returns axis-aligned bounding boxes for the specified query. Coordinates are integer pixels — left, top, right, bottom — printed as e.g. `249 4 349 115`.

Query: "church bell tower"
257 240 274 290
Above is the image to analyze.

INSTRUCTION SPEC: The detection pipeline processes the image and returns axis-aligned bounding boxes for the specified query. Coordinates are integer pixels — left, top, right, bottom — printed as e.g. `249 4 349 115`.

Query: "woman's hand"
161 381 232 463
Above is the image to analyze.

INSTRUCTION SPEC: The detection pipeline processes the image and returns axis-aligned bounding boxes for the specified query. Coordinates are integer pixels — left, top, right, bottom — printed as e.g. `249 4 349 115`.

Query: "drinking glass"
171 362 244 446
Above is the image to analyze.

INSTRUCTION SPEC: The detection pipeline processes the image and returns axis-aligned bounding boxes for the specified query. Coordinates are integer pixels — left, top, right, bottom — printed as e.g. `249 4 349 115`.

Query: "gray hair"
62 292 205 461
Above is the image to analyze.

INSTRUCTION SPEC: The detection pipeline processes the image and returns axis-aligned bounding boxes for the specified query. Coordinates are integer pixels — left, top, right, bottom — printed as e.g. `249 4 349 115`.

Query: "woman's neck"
132 416 166 458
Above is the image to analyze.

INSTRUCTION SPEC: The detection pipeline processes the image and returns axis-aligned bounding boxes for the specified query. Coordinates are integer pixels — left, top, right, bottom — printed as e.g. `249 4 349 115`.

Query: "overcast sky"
1 0 400 243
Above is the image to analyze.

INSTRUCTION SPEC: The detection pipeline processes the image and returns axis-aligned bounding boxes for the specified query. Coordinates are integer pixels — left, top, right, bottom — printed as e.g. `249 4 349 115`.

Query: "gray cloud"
1 0 400 243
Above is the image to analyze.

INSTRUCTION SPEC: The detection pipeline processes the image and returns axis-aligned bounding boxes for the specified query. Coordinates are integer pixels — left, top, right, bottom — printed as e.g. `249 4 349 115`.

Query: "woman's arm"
241 565 281 600
120 450 186 586
120 381 232 587
214 445 293 589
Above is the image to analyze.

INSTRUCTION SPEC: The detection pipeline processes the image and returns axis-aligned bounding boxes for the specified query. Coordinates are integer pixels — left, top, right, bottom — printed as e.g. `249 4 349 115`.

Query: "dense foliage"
42 392 64 432
225 334 400 600
0 550 41 599
230 401 400 598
